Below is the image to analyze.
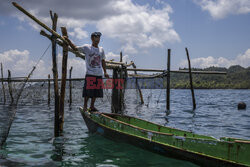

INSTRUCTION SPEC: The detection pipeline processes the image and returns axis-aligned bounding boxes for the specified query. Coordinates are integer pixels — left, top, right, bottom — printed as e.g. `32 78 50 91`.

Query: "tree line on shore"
170 65 250 89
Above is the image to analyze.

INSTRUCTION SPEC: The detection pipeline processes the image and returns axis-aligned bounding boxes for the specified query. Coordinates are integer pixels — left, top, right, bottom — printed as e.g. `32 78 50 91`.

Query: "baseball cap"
91 32 102 37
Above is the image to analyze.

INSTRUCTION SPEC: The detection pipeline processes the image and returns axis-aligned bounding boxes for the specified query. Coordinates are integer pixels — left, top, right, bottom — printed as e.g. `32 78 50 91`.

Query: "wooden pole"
59 26 69 132
1 63 6 104
69 66 73 107
50 11 60 137
119 52 124 111
120 51 123 62
132 62 144 104
48 74 50 105
185 48 196 110
166 49 171 111
111 69 119 113
7 70 14 104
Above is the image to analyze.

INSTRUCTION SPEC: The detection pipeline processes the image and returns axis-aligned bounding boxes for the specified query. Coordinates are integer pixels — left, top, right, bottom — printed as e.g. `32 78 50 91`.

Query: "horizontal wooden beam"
126 68 227 75
0 78 86 82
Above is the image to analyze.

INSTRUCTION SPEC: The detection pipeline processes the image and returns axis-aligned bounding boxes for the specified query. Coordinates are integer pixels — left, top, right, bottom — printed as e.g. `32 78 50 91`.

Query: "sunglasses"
92 32 102 37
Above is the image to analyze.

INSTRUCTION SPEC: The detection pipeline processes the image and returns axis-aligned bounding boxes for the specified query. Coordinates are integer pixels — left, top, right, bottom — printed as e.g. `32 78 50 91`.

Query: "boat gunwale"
101 112 218 141
80 108 247 167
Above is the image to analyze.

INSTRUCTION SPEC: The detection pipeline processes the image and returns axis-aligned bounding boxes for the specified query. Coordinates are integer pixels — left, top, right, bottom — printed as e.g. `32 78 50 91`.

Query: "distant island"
171 65 250 89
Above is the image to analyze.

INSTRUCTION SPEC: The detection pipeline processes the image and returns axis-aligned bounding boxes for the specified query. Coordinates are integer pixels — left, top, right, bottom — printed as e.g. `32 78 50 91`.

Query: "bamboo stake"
1 63 6 104
12 2 68 45
131 62 144 104
50 11 60 137
48 74 50 105
185 48 196 110
59 26 69 132
69 66 73 107
166 49 171 111
7 70 14 104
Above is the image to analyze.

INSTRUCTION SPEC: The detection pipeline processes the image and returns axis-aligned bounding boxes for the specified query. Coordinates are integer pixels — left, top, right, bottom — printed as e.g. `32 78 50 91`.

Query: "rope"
34 43 51 68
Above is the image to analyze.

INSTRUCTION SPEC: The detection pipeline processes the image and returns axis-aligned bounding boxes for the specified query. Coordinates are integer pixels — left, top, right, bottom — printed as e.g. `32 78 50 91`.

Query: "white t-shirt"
77 44 106 76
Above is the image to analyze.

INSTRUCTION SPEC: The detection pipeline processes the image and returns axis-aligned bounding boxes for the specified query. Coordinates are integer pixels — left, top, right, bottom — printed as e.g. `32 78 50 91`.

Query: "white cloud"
105 52 130 63
68 27 88 40
0 49 87 78
97 0 180 53
57 54 86 78
179 48 250 68
194 0 250 19
0 49 48 78
2 0 180 53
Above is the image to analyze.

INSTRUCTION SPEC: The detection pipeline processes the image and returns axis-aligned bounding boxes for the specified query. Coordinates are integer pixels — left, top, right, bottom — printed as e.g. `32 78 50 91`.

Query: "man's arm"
63 36 85 59
102 59 109 78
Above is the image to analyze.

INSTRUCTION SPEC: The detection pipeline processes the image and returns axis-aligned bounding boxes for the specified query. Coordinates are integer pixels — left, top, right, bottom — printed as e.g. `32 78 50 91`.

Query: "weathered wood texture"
50 11 60 137
59 26 69 132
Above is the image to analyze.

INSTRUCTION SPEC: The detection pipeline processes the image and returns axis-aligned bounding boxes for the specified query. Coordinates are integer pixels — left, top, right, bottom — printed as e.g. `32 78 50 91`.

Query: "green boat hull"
79 107 250 167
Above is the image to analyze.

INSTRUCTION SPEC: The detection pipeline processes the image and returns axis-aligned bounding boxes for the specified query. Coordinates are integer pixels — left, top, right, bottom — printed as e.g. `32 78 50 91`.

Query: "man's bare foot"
90 106 98 111
83 107 88 112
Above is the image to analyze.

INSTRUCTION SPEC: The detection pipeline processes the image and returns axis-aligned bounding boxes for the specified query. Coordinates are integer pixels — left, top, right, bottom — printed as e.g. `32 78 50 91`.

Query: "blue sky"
0 0 250 78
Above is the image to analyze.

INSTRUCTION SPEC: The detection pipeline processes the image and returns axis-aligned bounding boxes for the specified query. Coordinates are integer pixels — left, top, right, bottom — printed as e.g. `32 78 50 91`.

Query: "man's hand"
104 72 109 78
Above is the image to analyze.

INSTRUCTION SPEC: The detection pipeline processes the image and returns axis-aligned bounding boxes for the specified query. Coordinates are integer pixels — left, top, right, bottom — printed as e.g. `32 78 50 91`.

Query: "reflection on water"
0 88 250 166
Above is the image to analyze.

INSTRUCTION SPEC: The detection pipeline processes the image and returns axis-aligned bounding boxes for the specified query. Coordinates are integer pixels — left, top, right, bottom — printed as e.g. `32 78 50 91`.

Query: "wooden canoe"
79 107 250 167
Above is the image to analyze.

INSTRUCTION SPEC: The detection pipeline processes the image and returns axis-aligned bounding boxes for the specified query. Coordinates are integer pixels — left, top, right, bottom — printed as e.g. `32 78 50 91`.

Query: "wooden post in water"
119 52 124 111
48 74 50 105
111 69 120 113
59 27 69 132
1 63 6 104
166 49 171 111
69 66 73 107
132 62 144 104
7 70 14 104
50 11 60 137
185 48 196 110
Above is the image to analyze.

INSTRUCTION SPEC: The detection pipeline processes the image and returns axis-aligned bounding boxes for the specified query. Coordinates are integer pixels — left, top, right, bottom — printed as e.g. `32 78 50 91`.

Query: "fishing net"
0 60 167 148
0 44 51 148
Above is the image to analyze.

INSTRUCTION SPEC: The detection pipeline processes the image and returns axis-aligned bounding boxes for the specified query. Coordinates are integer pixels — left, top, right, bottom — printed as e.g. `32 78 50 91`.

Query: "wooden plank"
166 49 171 111
186 48 196 110
59 26 69 132
1 63 6 104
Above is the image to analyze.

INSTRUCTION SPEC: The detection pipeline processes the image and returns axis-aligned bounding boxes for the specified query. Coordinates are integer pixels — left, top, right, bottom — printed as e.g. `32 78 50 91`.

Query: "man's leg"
84 97 89 111
90 97 97 110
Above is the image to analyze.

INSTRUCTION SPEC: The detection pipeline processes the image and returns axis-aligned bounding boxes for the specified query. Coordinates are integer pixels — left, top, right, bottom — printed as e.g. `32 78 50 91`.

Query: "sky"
0 0 250 78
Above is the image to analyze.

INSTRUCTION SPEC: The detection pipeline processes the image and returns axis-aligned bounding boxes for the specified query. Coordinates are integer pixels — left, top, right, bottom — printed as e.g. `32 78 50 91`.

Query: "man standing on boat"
64 32 109 112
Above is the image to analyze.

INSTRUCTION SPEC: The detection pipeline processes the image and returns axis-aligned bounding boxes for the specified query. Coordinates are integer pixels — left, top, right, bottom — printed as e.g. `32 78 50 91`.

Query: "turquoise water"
0 88 250 166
